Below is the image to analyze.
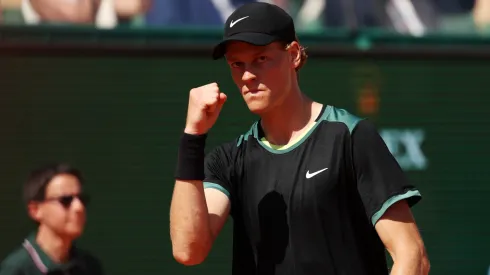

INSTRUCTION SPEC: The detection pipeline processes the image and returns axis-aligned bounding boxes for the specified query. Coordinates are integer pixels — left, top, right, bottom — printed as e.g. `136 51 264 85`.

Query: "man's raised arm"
170 83 230 266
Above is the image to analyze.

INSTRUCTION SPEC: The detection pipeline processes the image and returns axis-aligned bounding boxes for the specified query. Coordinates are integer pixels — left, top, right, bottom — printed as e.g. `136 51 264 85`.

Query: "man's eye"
231 62 242 68
257 56 267 62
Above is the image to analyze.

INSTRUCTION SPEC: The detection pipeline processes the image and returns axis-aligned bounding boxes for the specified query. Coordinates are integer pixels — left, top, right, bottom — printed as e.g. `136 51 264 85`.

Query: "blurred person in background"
383 0 439 36
143 0 326 31
0 0 24 24
367 0 490 36
262 0 326 32
434 0 490 34
473 0 490 31
318 0 438 36
145 0 256 27
21 0 150 28
0 163 103 275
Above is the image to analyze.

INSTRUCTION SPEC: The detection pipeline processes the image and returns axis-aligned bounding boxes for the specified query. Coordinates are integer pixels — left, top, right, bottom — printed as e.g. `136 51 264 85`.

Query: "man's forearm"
170 180 213 266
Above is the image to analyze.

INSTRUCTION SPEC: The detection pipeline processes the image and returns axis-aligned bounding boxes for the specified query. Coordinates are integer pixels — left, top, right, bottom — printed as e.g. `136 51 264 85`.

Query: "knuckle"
210 83 219 90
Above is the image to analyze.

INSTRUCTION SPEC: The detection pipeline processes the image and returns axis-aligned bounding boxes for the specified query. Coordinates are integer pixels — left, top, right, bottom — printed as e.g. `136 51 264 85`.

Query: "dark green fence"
0 26 489 275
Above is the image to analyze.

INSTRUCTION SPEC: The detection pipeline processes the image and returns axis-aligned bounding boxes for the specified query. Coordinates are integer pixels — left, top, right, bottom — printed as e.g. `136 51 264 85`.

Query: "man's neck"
260 88 321 146
36 226 72 263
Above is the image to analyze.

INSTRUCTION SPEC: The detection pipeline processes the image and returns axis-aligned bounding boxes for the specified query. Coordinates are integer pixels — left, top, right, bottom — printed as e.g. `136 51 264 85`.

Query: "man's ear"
27 201 42 223
287 41 302 70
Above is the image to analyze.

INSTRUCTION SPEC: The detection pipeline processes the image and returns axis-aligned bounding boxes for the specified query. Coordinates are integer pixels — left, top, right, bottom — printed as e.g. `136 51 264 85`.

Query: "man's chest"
230 134 358 255
234 136 352 216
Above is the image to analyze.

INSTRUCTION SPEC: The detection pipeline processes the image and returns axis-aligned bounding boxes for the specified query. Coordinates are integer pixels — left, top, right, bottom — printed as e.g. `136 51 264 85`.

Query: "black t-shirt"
204 105 421 275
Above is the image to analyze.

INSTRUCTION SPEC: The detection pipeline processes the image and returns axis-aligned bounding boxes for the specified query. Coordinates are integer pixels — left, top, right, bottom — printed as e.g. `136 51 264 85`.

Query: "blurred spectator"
112 0 150 27
276 0 326 32
433 0 490 34
1 0 23 24
473 0 490 31
433 0 474 14
22 0 100 25
321 0 387 29
2 0 489 36
20 0 150 28
384 0 439 36
144 0 326 32
145 0 256 27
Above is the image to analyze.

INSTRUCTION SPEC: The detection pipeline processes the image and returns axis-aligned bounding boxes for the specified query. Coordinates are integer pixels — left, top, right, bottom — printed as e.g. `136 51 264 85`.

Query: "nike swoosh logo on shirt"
306 168 329 179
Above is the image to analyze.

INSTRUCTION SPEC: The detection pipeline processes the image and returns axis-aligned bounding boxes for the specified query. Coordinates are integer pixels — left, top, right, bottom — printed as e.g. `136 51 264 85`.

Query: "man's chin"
246 102 270 116
63 227 84 239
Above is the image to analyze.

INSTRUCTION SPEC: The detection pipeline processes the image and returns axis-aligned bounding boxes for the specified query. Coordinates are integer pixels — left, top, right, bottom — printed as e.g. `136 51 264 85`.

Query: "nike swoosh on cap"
230 16 249 28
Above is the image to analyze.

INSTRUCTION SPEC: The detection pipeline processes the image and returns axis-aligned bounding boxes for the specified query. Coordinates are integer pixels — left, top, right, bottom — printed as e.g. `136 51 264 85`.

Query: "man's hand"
184 83 227 135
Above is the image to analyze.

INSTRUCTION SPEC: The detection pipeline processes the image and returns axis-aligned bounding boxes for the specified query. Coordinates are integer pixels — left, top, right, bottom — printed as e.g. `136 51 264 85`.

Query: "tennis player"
170 2 430 275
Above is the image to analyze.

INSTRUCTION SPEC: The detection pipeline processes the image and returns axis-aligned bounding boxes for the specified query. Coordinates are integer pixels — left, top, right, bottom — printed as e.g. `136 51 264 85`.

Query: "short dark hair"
23 163 84 204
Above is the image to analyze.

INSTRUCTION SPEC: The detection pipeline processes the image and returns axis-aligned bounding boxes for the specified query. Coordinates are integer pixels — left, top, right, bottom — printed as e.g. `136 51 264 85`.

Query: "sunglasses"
42 194 90 208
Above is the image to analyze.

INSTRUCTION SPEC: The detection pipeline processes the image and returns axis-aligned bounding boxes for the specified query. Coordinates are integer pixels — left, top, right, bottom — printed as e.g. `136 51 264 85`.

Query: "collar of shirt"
23 231 83 274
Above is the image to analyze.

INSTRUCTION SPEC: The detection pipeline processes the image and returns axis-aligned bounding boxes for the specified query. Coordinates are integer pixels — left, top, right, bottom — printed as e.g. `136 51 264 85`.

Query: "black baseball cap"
212 2 296 60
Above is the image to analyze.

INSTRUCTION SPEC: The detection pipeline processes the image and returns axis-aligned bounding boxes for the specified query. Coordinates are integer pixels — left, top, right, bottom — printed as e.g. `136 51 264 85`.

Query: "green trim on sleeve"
203 182 230 198
371 190 422 225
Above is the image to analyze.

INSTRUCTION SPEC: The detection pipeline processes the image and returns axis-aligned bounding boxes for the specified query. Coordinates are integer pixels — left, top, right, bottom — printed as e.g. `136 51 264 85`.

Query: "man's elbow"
171 240 211 266
172 249 207 266
414 241 430 274
420 249 430 275
395 244 430 274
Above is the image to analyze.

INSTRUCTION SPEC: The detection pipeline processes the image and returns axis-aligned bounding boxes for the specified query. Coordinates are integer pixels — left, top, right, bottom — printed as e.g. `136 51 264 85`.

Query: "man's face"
225 41 295 115
30 174 87 239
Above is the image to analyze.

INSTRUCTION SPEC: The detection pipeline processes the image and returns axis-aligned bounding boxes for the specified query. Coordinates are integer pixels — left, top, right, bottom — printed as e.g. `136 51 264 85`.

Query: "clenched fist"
184 83 227 135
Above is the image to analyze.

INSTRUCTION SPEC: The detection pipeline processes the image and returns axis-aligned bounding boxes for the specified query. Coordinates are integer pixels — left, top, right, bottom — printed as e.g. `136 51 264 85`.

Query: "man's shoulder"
0 245 30 271
210 121 257 152
205 121 260 165
236 121 257 146
320 105 365 134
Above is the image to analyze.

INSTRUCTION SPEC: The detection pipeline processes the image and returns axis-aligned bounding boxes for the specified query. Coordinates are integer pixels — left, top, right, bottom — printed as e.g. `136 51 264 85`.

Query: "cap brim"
212 32 278 60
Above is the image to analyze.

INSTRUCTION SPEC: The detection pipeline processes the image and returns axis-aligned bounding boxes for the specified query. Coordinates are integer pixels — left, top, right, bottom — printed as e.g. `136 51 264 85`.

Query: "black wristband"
175 133 207 180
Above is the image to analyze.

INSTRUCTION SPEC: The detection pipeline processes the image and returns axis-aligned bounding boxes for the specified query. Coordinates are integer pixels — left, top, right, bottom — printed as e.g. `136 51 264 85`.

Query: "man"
170 2 430 275
0 163 103 275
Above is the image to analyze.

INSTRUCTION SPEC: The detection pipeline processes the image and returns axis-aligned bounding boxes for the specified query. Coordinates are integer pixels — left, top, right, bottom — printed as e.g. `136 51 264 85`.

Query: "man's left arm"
351 119 430 275
375 200 430 275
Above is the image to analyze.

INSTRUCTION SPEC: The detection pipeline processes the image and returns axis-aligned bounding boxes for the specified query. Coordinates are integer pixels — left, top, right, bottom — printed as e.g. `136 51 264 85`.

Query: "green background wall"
0 55 489 275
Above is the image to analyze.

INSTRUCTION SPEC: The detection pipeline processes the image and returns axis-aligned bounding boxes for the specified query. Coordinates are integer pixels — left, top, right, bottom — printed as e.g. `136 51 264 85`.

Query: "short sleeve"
203 142 235 200
352 119 422 225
